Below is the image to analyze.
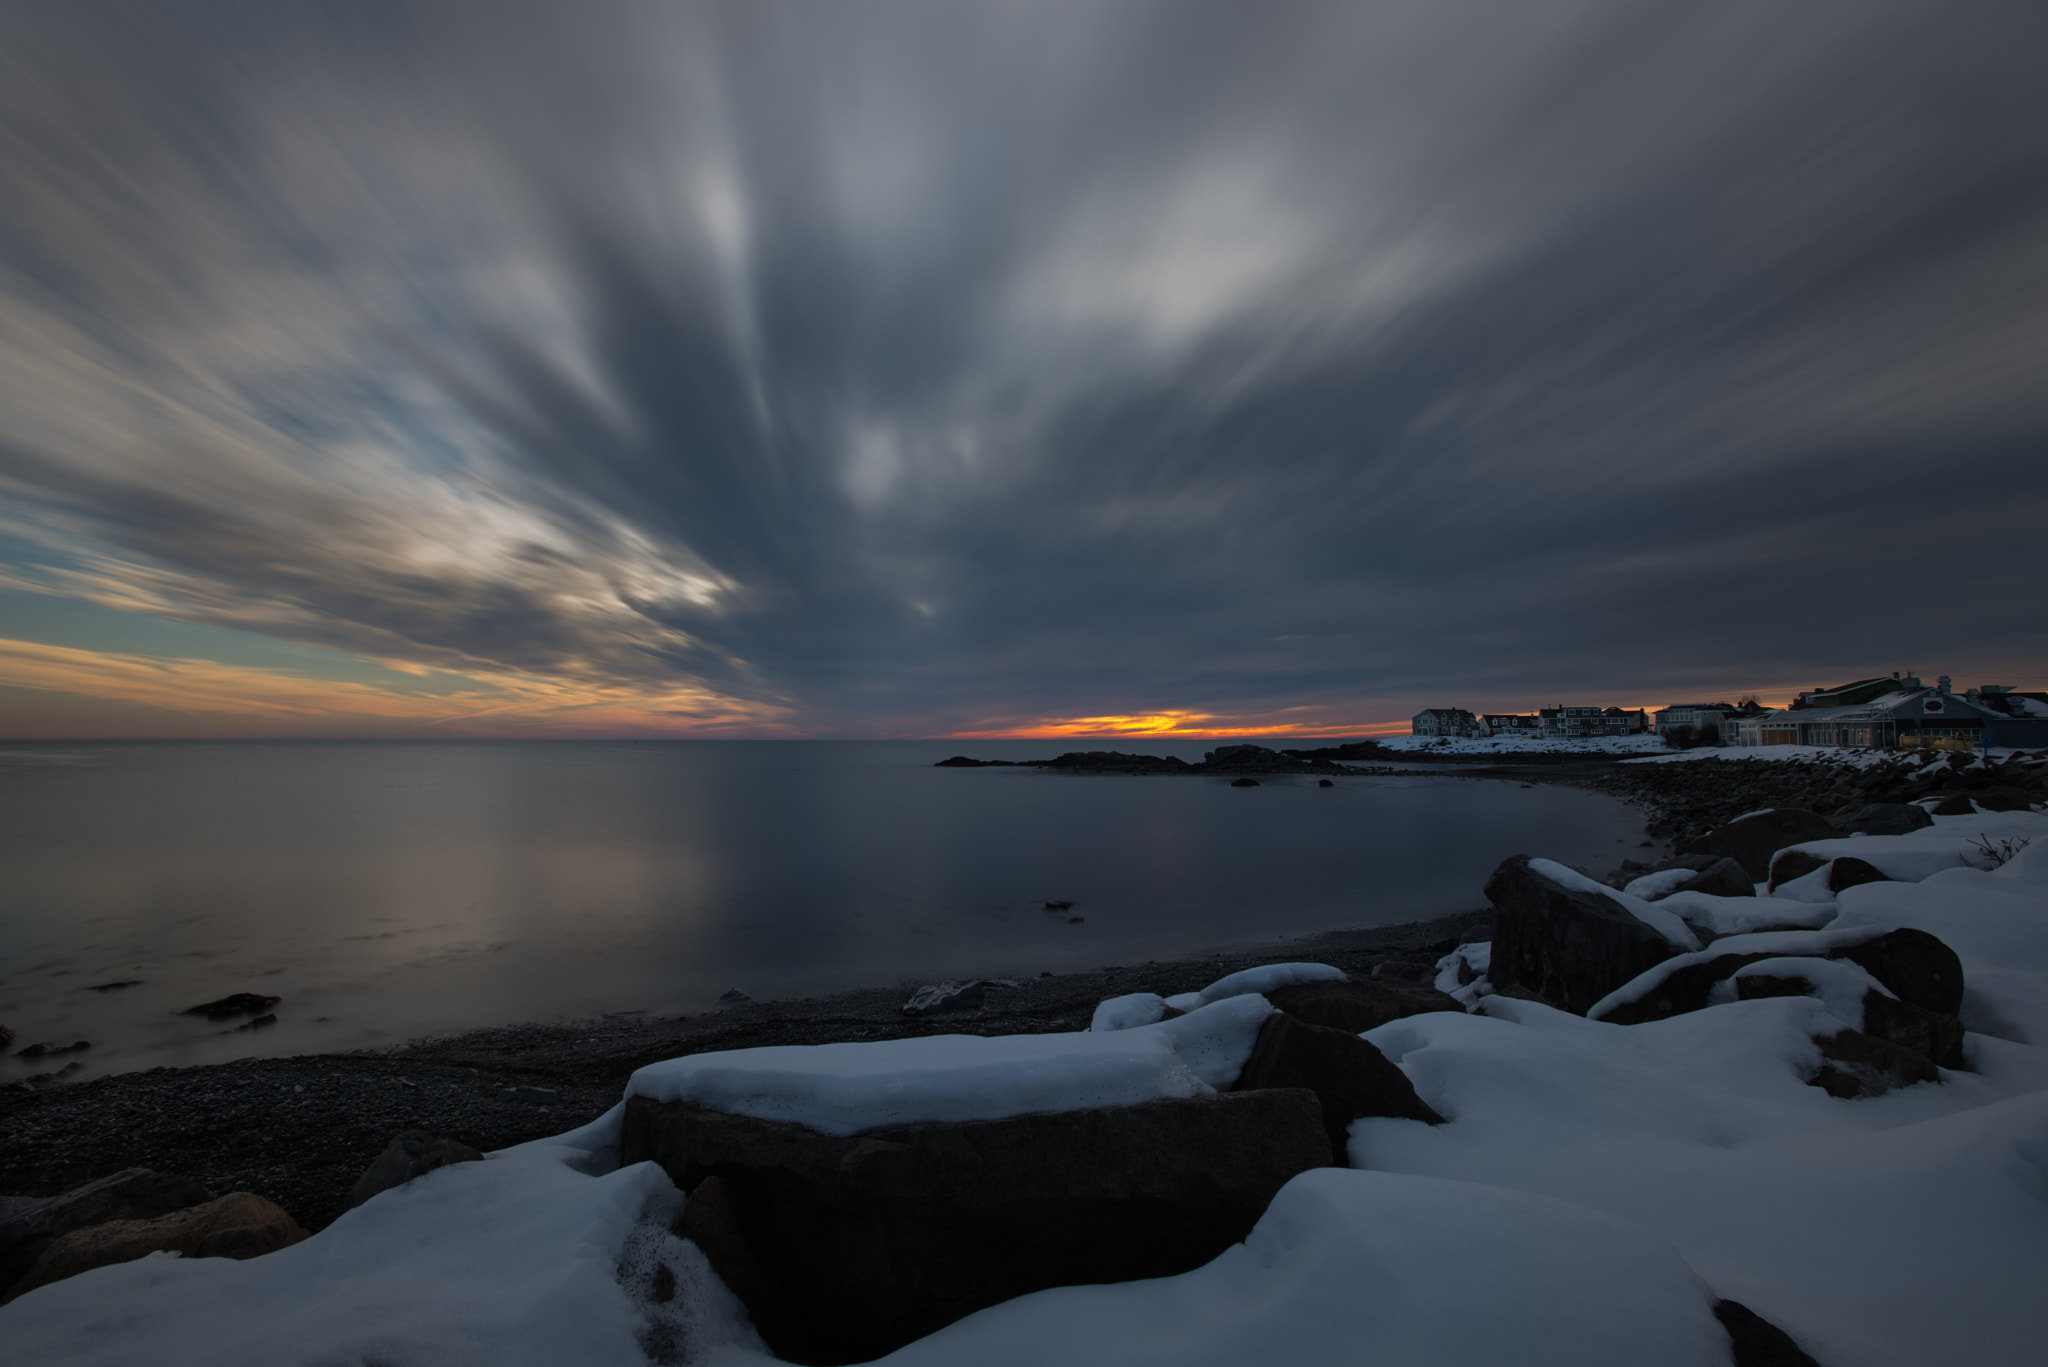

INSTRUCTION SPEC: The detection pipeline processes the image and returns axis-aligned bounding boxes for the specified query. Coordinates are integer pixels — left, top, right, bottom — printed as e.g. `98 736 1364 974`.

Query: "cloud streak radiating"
2 2 2046 735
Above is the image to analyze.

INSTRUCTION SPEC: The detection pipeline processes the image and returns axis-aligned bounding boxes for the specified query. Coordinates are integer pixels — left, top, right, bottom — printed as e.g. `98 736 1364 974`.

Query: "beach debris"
716 987 751 1003
901 981 987 1016
496 1086 559 1105
347 1131 484 1210
180 993 281 1020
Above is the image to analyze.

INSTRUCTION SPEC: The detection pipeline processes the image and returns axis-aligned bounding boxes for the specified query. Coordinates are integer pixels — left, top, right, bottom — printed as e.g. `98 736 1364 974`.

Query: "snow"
1434 942 1490 1002
1657 890 1840 937
1529 858 1702 950
1355 999 2048 1367
1775 809 2048 885
625 994 1274 1135
1727 957 1892 1025
1585 925 1889 1021
0 1119 700 1367
1089 992 1168 1032
1622 867 1701 901
1178 961 1345 1009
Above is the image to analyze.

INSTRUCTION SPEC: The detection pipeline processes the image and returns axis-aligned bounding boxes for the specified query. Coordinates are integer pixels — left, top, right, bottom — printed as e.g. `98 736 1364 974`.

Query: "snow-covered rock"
626 994 1274 1136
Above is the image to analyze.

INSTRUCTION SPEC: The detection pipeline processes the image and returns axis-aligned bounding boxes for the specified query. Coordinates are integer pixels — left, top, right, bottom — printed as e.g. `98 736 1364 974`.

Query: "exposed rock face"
1262 977 1463 1035
1485 855 1684 1015
1594 953 1783 1025
0 1167 215 1295
1810 1028 1942 1098
1674 857 1755 898
1835 928 1966 1016
1766 850 1827 890
1680 809 1845 881
5 1192 306 1301
622 1089 1330 1364
1233 1013 1443 1161
1837 803 1934 836
1826 856 1892 893
346 1130 484 1210
179 992 281 1019
1047 751 1192 773
1931 792 1977 816
900 981 987 1016
1732 973 1965 1070
1714 1298 1823 1367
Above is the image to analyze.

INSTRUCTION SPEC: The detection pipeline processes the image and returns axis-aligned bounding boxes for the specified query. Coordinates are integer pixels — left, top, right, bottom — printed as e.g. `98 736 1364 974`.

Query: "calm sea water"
0 740 1644 1080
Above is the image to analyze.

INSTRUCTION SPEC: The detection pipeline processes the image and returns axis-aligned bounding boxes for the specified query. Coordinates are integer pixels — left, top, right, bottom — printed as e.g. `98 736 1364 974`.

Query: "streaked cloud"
1 1 2045 737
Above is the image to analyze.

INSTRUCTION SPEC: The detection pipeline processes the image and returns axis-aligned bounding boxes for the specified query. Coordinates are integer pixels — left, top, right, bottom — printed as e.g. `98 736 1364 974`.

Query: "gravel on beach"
0 910 1489 1235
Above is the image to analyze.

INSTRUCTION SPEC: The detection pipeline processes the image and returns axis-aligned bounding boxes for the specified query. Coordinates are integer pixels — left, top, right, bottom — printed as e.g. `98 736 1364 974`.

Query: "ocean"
0 739 1644 1080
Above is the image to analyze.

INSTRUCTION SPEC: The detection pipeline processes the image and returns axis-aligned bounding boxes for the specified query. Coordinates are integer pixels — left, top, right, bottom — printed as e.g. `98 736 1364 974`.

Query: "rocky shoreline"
0 910 1488 1238
8 745 2040 1247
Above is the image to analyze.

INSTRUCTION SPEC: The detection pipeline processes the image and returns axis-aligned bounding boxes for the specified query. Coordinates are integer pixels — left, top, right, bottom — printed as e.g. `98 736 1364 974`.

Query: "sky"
2 1 2045 740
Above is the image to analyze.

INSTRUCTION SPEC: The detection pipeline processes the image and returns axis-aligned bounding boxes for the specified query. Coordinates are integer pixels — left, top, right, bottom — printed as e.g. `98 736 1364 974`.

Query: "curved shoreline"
0 907 1489 1236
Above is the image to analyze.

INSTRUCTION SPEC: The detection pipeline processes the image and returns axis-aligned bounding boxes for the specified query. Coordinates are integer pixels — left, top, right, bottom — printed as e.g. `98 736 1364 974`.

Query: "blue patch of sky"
0 588 487 698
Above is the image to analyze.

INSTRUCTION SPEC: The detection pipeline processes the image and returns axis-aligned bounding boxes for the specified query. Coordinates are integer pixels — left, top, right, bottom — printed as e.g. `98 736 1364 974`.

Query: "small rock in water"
1318 779 1334 787
14 1041 90 1060
180 993 281 1020
86 980 144 993
1068 916 1086 924
497 1086 559 1105
1042 899 1076 911
716 987 751 1003
901 981 987 1016
231 1013 277 1033
1230 777 1260 787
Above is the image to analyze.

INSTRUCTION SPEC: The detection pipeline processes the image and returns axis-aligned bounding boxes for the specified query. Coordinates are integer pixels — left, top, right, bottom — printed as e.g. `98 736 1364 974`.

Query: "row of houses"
1413 673 2048 750
1412 705 1648 740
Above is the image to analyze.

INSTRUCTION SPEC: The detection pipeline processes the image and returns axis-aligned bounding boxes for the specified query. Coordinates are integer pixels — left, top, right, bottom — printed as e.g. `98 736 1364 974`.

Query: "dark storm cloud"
2 0 2046 731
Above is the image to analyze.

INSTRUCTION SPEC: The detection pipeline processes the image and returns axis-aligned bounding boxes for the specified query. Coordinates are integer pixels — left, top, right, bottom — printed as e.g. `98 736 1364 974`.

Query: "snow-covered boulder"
1233 1011 1443 1161
1484 856 1695 1015
624 1088 1330 1361
1680 808 1845 881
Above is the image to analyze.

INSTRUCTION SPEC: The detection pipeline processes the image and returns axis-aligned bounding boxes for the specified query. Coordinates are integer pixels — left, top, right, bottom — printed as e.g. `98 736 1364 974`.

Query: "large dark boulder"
1714 1299 1823 1367
1674 857 1755 898
1486 856 1685 1015
1809 1028 1941 1098
1835 927 1965 1016
1970 787 2038 813
1826 856 1892 893
1766 850 1827 890
1679 809 1845 881
346 1130 484 1209
1593 952 1781 1024
1233 1012 1442 1161
1263 977 1463 1034
1837 803 1934 836
623 1089 1329 1365
5 1193 306 1303
0 1168 215 1297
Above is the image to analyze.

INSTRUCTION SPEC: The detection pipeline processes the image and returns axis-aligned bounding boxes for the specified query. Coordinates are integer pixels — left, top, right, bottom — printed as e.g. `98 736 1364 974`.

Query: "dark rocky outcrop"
0 1167 215 1296
901 981 987 1016
1809 1028 1942 1098
1263 977 1463 1035
1714 1298 1823 1367
1233 1013 1443 1161
12 1041 89 1060
1047 751 1192 774
179 993 281 1020
1230 777 1260 787
1931 793 1976 816
1834 927 1965 1016
346 1130 484 1209
1732 972 1965 1070
1485 856 1685 1015
1837 803 1934 836
1680 809 1845 881
1825 856 1892 893
1674 857 1755 898
1766 850 1827 890
5 1192 306 1302
624 1089 1329 1364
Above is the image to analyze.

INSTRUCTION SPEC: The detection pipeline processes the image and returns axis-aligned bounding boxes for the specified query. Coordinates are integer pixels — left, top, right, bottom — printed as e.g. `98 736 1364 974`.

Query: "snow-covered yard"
4 812 2044 1367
